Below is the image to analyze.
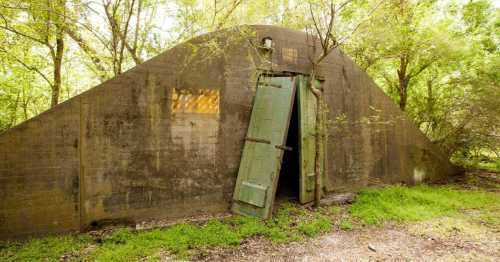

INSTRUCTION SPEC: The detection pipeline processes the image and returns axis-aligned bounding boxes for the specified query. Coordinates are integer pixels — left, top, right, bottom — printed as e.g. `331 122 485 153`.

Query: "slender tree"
305 0 381 206
0 0 67 107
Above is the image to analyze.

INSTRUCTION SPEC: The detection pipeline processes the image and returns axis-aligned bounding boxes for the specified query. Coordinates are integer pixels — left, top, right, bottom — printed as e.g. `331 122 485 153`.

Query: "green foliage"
344 0 499 167
0 234 92 262
349 185 499 225
462 0 493 32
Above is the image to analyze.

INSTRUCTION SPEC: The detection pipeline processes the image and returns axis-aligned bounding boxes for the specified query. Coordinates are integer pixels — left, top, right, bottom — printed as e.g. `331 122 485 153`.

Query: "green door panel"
297 75 324 204
232 76 296 219
237 182 268 208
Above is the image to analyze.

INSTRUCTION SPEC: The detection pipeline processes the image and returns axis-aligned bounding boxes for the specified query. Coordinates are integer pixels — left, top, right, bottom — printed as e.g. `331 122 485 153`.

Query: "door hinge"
275 145 293 151
245 137 271 144
260 82 282 88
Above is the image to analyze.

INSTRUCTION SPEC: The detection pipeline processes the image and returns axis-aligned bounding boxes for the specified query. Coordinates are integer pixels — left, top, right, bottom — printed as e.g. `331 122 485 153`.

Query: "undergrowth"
0 204 332 261
452 154 500 172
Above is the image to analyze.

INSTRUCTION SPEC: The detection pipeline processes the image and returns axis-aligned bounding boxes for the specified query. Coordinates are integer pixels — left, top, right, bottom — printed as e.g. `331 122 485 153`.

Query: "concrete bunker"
0 25 459 240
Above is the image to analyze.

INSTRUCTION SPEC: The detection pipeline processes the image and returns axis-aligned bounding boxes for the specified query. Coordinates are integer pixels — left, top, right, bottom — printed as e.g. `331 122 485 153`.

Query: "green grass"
297 214 332 237
228 204 331 242
0 234 92 262
89 205 333 260
89 220 242 261
0 204 334 261
339 219 354 231
349 185 499 225
328 206 341 215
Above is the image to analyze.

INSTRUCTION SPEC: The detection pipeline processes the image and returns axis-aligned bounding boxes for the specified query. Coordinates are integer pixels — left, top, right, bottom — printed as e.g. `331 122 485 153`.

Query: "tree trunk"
8 91 20 127
423 79 435 134
397 54 409 111
398 77 408 111
426 79 434 115
51 25 64 107
50 0 66 108
309 65 323 208
22 101 28 120
65 29 109 81
314 98 323 207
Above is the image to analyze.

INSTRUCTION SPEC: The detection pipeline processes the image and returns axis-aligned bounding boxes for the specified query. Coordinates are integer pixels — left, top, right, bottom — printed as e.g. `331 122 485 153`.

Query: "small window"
171 88 219 115
281 47 298 64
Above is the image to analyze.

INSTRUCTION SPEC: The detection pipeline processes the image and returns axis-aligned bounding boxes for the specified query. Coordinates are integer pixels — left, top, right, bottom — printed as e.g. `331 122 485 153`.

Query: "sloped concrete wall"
322 51 457 191
0 98 81 239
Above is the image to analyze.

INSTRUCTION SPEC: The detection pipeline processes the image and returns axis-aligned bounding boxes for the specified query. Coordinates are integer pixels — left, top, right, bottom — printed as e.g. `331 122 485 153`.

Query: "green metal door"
297 75 324 204
232 76 296 219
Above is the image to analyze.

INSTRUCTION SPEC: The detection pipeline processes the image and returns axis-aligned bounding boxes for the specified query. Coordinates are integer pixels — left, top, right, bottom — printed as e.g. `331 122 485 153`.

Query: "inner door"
231 75 296 219
297 75 324 204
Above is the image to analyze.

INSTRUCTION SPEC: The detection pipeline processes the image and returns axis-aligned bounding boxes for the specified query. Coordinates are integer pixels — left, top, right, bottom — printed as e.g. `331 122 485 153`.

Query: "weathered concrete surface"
0 25 458 240
0 98 81 239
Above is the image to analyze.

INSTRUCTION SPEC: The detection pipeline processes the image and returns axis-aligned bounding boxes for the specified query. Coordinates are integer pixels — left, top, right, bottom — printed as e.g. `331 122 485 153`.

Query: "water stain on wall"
171 88 219 164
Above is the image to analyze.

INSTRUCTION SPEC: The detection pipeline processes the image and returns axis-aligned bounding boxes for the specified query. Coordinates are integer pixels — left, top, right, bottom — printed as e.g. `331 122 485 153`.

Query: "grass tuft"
297 215 332 237
339 219 354 231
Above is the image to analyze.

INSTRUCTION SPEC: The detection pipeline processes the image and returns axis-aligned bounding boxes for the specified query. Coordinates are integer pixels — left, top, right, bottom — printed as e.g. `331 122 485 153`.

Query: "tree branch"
0 13 47 46
0 47 53 87
215 0 242 30
64 27 109 80
409 61 433 79
309 2 325 51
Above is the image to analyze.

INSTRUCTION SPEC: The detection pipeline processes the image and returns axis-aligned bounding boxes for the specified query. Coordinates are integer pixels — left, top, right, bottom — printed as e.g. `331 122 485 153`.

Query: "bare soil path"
190 219 499 262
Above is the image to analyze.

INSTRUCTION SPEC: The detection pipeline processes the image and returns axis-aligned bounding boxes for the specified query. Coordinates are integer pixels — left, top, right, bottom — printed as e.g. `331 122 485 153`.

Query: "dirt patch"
448 170 500 192
193 223 499 262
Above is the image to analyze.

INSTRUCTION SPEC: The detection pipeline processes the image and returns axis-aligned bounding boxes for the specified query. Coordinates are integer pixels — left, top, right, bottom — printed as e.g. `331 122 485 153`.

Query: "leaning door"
297 75 323 204
232 76 296 219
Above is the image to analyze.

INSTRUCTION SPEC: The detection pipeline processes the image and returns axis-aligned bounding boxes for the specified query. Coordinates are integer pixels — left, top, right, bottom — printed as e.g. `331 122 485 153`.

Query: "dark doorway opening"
276 93 300 201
